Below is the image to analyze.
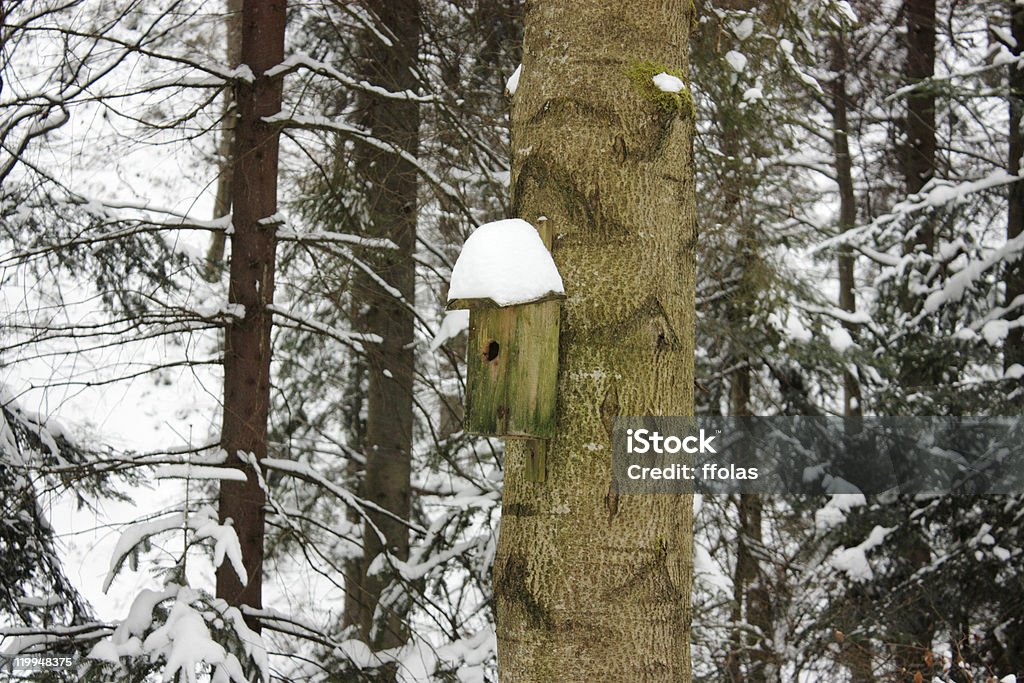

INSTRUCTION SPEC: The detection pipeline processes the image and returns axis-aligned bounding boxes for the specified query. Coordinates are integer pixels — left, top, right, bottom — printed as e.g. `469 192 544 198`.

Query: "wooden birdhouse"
446 218 565 442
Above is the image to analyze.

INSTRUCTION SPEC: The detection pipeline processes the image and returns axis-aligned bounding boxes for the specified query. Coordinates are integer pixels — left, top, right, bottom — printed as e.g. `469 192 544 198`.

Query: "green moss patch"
626 61 695 118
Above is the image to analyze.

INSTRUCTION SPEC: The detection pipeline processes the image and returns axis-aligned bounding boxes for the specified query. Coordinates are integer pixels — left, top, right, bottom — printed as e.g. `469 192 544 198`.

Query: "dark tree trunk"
831 33 862 418
342 0 421 651
726 371 772 683
891 5 938 677
204 0 243 282
1006 2 1024 374
215 0 285 631
903 0 936 254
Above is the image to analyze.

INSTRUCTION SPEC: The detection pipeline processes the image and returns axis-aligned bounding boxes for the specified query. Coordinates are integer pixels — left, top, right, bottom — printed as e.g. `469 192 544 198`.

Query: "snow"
120 587 177 641
982 319 1010 345
89 585 265 683
87 639 121 663
192 507 248 587
828 326 854 352
830 525 893 581
769 311 812 343
733 17 754 41
652 72 685 93
1005 363 1024 379
154 464 248 481
742 87 763 102
430 309 470 351
924 227 1024 313
102 506 247 593
815 493 866 531
103 513 187 592
447 219 564 307
506 64 522 95
725 51 748 73
142 589 233 683
16 595 63 608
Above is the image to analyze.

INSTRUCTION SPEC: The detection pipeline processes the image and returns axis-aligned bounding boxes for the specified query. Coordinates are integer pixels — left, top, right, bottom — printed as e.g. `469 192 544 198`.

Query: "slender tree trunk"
831 33 862 418
903 0 936 254
726 370 772 683
215 0 285 630
495 2 696 680
1006 1 1024 374
341 0 420 652
891 5 938 677
205 0 243 282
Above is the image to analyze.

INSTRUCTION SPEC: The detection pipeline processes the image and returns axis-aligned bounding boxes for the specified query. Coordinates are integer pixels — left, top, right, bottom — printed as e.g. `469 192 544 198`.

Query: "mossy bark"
494 1 696 681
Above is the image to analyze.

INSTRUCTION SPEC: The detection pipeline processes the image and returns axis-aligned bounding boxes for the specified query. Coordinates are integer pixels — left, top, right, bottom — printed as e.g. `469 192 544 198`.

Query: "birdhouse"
446 218 565 441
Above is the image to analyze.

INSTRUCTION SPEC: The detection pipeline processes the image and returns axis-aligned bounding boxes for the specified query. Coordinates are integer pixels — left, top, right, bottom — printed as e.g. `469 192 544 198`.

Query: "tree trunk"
342 0 420 652
830 33 862 418
903 0 936 254
495 2 696 680
890 2 937 677
727 370 772 683
204 0 243 282
215 0 285 630
1006 1 1024 374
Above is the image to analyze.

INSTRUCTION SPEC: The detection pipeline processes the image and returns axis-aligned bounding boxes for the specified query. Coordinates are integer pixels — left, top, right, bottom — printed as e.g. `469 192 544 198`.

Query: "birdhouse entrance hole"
485 340 500 361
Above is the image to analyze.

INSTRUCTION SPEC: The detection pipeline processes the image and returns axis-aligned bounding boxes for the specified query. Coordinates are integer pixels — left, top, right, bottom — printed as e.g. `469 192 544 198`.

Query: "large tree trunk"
215 0 285 629
1006 2 1024 374
342 0 420 652
495 2 696 680
831 33 863 418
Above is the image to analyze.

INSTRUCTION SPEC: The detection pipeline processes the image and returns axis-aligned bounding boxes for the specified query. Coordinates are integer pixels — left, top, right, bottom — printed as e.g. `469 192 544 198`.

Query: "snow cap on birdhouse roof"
447 218 565 309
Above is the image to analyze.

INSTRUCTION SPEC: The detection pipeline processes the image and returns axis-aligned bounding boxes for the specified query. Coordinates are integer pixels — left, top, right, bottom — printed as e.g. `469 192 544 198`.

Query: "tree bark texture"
216 0 285 628
495 2 696 681
342 0 420 651
1006 2 1024 373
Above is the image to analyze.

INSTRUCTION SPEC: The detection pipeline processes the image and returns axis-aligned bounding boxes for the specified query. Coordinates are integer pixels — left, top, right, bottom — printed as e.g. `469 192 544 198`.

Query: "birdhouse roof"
447 219 565 309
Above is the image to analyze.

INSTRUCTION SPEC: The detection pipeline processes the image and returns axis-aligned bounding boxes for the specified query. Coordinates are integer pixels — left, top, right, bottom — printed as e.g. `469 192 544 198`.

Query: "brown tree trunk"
831 33 863 418
215 0 285 630
495 1 697 680
205 0 243 282
341 0 420 652
1006 1 1024 374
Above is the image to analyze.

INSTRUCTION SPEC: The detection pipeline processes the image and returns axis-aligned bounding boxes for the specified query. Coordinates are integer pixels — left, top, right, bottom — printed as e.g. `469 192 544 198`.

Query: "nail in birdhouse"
446 218 565 439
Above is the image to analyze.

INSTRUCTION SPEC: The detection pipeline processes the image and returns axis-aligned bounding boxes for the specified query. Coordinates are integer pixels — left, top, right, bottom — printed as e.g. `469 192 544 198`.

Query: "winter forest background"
1 0 1023 681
